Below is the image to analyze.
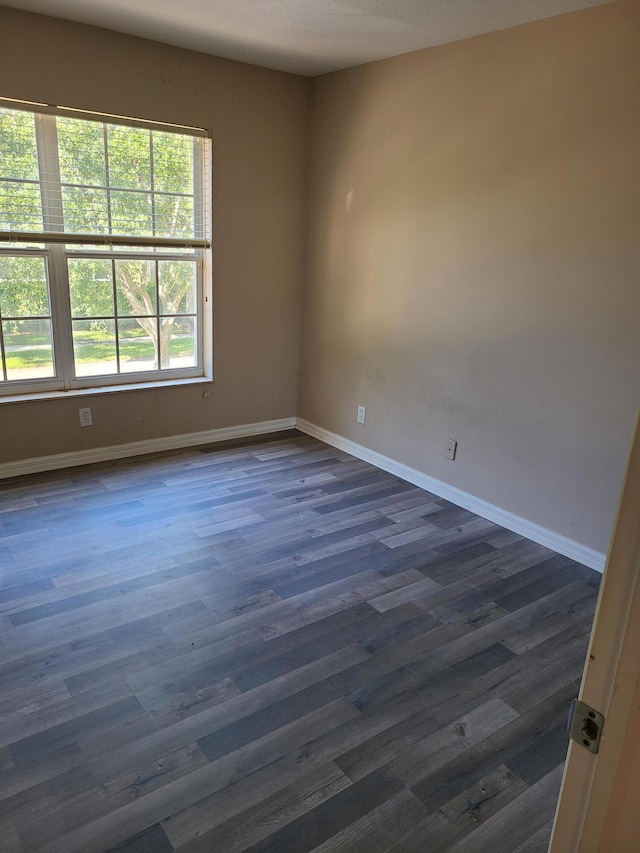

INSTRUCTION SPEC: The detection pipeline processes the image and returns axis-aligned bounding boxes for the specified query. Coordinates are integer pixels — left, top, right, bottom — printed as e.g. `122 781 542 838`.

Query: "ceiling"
4 0 616 76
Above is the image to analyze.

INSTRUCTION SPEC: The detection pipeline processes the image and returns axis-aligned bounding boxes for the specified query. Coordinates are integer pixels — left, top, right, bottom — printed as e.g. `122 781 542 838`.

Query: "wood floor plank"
0 817 23 853
388 698 520 788
384 765 529 853
0 743 85 803
241 767 404 853
307 788 430 853
104 823 174 853
163 761 351 851
438 764 529 835
8 694 144 767
82 647 368 782
411 680 579 811
44 699 360 852
443 764 564 853
0 432 599 852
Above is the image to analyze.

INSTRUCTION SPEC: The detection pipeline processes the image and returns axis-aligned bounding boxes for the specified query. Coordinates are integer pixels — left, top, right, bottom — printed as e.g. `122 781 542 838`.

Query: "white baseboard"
0 417 297 480
2 414 606 573
296 418 606 573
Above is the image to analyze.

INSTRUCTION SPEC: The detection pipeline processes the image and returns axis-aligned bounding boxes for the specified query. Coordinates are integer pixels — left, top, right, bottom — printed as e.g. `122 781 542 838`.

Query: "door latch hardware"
567 699 604 754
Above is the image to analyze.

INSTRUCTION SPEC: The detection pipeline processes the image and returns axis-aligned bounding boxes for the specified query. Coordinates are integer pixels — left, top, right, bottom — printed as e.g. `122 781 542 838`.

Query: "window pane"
4 319 54 380
161 315 196 369
118 318 157 373
62 186 109 233
111 190 152 236
68 258 114 318
0 255 49 317
0 108 39 181
108 125 151 190
153 131 193 194
72 319 117 376
158 261 197 314
57 117 106 186
115 259 156 315
154 194 194 239
0 181 43 231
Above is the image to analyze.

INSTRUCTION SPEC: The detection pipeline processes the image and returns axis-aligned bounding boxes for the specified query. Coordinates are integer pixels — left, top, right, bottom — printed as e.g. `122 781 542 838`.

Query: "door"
549 409 640 852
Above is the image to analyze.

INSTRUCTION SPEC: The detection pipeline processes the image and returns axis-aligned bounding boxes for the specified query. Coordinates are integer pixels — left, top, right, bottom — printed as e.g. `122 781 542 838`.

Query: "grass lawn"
5 331 193 369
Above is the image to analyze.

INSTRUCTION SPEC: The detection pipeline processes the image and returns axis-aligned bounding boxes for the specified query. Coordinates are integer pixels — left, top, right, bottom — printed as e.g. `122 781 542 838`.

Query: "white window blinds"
0 102 211 248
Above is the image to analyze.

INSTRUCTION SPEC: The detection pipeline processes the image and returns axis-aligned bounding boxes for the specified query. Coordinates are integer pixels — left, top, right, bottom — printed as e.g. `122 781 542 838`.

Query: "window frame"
0 100 212 398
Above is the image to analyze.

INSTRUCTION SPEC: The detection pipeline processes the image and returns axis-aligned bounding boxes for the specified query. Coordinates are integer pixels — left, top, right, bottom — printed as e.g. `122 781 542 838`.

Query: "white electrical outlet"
357 405 366 424
79 407 93 427
445 438 457 460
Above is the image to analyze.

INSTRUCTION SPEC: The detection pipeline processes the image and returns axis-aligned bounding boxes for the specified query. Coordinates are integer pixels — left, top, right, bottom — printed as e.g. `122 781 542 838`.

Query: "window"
0 100 212 396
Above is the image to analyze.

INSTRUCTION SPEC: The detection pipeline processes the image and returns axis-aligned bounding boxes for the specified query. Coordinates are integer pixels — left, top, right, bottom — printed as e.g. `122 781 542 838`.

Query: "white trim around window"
0 100 213 398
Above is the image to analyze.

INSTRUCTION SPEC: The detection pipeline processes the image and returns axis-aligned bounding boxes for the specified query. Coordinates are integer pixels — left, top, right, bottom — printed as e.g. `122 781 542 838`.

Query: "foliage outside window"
0 101 212 395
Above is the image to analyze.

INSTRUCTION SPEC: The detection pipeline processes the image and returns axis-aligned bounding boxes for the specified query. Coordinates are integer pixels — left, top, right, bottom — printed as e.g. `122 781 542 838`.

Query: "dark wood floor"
0 431 600 852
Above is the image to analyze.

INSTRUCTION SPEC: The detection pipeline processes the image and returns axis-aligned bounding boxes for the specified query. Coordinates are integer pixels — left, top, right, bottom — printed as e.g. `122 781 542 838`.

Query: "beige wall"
299 1 640 554
0 7 309 461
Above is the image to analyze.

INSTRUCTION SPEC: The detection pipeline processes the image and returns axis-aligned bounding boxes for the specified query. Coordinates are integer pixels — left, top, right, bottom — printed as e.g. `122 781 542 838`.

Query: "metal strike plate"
568 699 604 754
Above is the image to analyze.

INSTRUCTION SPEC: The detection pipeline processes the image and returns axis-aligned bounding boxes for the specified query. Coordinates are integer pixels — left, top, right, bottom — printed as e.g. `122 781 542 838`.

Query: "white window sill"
0 376 213 405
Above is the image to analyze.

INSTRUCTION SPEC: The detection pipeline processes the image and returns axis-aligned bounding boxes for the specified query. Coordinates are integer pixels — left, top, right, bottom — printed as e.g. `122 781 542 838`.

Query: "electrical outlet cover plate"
445 438 457 460
357 406 366 425
79 407 92 427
